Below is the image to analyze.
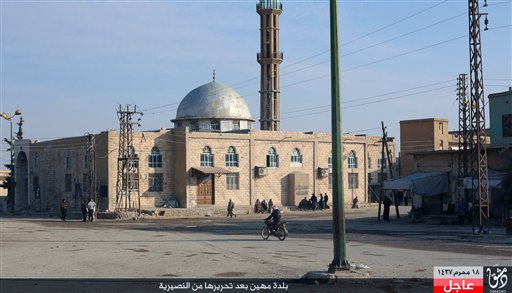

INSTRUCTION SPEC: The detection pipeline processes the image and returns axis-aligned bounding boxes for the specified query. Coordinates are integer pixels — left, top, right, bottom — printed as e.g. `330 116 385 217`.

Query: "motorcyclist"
265 205 281 232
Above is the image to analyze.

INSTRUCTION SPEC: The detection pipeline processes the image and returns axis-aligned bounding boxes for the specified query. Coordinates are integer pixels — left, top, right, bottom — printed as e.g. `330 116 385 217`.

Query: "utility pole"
328 0 350 272
468 0 490 234
115 105 143 214
377 121 399 220
457 74 470 222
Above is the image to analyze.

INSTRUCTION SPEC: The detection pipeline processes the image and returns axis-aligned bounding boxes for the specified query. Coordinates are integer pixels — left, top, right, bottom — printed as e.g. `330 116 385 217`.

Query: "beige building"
11 0 395 212
14 124 393 212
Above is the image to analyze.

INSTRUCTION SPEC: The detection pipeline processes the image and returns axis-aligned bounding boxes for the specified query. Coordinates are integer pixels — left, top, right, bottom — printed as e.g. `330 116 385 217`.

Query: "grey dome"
174 81 254 121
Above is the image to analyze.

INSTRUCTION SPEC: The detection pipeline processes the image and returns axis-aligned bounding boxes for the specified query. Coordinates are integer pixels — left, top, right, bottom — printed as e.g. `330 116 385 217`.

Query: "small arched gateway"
15 151 29 209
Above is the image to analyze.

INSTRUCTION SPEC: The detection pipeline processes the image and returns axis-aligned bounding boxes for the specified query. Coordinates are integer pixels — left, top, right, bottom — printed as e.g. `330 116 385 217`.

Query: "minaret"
257 0 283 131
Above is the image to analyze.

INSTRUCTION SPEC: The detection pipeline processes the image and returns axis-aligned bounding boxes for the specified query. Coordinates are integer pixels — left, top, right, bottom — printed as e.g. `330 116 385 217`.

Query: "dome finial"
213 69 216 82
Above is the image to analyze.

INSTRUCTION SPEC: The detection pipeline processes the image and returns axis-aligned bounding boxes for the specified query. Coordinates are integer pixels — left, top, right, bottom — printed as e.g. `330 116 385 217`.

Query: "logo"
434 266 483 293
484 267 512 293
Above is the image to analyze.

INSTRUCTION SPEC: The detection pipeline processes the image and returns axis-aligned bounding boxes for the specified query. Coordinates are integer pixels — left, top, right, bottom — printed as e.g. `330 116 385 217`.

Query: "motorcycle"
261 221 288 241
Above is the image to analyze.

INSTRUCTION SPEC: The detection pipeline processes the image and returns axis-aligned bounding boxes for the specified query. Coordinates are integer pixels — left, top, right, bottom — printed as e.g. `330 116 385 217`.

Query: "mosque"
13 1 394 212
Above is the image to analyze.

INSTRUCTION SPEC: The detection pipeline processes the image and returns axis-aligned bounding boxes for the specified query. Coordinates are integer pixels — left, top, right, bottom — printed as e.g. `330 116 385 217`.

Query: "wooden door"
197 174 214 205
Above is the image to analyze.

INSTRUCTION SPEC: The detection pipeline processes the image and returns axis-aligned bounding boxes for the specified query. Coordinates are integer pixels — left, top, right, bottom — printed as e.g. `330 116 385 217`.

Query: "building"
11 0 395 212
14 81 393 212
399 118 452 176
489 87 512 147
396 88 512 216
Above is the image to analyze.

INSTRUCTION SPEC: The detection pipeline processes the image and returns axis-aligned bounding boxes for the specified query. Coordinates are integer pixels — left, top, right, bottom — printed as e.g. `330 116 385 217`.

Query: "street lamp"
1 109 22 212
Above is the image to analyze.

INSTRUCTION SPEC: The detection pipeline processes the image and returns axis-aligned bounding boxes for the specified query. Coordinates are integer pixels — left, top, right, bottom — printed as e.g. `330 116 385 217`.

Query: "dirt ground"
1 206 511 292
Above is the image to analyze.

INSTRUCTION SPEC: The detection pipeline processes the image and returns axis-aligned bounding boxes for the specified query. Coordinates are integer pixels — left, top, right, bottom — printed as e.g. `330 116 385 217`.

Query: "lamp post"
2 109 22 212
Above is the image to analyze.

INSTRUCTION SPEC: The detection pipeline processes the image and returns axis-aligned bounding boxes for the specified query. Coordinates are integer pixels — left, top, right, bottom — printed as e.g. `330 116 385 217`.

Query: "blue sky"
1 0 511 166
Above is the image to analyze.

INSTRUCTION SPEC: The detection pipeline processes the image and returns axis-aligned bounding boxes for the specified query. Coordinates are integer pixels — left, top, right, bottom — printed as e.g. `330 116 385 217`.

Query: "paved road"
1 207 511 280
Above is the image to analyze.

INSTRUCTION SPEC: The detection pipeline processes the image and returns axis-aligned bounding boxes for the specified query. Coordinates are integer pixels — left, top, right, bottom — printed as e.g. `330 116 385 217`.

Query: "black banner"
1 278 432 293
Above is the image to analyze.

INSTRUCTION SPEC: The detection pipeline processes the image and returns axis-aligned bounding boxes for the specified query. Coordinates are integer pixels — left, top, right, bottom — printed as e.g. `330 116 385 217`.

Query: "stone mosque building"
13 1 395 212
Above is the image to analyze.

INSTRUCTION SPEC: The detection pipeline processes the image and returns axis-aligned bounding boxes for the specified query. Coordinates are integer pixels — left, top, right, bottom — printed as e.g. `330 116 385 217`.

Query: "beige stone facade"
14 129 394 212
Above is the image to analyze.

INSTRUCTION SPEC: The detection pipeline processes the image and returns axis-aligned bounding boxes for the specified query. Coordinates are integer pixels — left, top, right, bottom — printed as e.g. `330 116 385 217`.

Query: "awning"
381 171 449 196
463 169 506 189
192 166 232 175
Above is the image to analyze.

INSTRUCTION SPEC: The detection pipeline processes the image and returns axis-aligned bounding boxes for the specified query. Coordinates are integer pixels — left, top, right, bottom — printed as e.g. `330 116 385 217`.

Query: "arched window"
290 148 303 164
348 150 357 168
84 149 89 169
127 146 138 169
266 147 279 167
328 154 332 169
149 146 162 168
65 149 72 169
225 146 239 167
200 146 214 167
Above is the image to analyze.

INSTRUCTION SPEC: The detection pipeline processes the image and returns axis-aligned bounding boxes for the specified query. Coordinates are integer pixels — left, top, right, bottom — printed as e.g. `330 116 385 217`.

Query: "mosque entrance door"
197 174 214 205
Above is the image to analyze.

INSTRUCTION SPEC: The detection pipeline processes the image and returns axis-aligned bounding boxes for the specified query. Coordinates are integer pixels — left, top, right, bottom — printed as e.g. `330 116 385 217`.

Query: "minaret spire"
257 0 283 131
213 69 216 82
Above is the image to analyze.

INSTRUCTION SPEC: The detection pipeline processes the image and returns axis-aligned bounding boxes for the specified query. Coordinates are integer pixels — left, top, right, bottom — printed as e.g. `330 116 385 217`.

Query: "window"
83 173 89 192
149 147 162 168
232 121 240 131
226 173 239 190
65 174 72 192
65 150 72 170
439 140 444 150
348 173 358 189
200 146 214 167
211 119 220 131
128 147 138 169
439 122 444 134
329 173 332 189
348 151 358 168
122 174 139 191
191 121 199 131
377 158 387 169
148 173 163 192
328 154 332 169
32 152 38 169
266 147 279 167
290 148 303 165
225 146 239 167
367 157 371 169
503 114 512 137
84 150 89 169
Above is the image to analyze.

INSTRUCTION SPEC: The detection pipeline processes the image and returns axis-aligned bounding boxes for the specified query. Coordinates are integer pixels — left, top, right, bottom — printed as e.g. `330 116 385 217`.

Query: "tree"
2 116 23 212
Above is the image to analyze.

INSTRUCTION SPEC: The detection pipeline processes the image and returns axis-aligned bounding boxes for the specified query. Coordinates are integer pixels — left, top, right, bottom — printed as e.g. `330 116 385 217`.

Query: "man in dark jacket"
265 206 281 232
226 199 235 218
81 200 88 222
383 196 392 221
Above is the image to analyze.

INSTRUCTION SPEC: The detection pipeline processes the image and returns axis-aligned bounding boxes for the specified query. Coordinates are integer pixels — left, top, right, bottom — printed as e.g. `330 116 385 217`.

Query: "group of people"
298 193 329 211
253 198 274 214
59 198 96 222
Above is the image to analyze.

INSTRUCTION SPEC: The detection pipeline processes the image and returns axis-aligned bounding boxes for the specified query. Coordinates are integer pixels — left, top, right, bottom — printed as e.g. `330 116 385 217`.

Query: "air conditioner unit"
318 167 329 178
256 167 267 177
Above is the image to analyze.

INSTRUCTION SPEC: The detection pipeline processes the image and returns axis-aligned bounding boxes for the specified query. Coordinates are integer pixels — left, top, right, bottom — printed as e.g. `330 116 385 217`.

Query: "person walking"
324 193 329 209
352 196 359 209
60 199 68 221
81 199 88 222
87 198 96 222
226 199 235 218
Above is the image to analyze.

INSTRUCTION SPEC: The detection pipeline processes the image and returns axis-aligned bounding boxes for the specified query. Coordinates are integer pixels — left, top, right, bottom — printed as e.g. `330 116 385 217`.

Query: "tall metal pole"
9 120 14 213
468 0 490 234
329 0 350 272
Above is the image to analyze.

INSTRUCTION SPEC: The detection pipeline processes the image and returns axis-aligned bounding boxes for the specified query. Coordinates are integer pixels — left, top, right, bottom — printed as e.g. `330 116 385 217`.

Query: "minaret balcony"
257 52 283 62
256 1 282 11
